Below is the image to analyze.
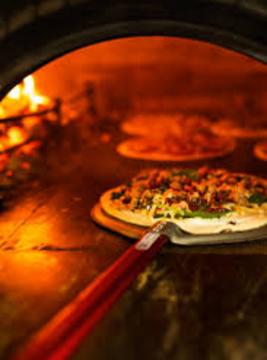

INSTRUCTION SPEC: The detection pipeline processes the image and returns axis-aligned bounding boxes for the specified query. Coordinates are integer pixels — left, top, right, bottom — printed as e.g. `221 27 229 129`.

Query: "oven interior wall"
35 36 267 124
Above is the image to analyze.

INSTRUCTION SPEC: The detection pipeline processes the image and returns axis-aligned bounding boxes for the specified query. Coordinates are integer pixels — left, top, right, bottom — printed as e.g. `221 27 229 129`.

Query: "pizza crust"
212 119 267 139
117 136 236 162
100 189 267 235
121 113 212 137
254 142 267 161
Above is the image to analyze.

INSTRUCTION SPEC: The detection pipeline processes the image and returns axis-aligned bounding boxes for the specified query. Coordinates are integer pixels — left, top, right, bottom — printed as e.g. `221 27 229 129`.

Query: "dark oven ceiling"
0 0 267 98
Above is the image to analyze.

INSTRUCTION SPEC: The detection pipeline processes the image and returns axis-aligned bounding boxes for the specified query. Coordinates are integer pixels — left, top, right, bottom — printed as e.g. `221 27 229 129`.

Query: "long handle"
13 230 168 360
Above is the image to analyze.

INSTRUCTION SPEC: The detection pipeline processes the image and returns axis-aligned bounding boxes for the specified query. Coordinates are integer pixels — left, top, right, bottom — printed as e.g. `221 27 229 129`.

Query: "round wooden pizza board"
91 202 145 239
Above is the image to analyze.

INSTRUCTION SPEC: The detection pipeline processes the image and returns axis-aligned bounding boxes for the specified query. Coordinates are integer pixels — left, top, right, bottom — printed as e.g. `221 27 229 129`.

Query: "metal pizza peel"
91 202 267 246
148 221 267 246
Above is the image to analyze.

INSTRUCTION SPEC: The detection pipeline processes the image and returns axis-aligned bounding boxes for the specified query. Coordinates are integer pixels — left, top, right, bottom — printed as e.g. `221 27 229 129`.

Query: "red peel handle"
13 232 168 360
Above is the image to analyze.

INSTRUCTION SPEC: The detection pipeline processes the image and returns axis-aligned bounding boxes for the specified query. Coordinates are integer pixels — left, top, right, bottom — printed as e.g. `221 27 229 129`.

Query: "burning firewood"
0 75 61 210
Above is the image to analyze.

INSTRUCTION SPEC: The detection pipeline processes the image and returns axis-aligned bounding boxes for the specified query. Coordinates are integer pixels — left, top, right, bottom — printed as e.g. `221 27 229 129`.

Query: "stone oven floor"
1 116 267 359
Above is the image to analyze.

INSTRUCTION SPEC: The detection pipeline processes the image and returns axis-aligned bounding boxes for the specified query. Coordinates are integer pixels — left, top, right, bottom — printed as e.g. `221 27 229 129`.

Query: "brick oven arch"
0 0 266 97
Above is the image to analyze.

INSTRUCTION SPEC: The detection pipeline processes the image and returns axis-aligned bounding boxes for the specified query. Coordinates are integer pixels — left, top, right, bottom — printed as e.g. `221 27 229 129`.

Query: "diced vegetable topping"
110 167 267 219
248 193 267 205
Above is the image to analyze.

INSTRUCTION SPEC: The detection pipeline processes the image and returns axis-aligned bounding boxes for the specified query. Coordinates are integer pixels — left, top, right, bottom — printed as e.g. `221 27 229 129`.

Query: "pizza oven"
1 1 267 360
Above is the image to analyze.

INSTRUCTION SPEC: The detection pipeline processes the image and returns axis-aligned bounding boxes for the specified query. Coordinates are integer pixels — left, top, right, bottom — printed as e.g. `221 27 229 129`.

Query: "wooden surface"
91 203 146 239
0 111 267 359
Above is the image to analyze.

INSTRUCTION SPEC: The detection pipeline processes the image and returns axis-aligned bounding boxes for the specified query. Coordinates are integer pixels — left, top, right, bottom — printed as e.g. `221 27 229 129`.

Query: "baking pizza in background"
117 131 236 161
254 142 267 161
211 119 267 138
120 113 213 137
118 113 236 161
100 167 267 235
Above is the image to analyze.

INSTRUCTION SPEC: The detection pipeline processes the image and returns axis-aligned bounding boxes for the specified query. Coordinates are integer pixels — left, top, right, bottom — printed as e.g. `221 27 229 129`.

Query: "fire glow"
0 76 52 152
2 75 50 116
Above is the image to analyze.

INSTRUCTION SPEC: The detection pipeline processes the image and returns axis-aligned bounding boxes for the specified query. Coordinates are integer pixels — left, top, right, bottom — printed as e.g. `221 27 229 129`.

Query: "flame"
8 86 21 100
0 75 51 150
7 126 26 146
23 75 50 111
0 75 50 118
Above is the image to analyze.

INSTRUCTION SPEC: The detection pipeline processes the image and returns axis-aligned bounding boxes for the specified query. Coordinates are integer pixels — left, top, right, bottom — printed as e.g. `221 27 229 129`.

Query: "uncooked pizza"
254 142 267 161
121 113 211 137
100 167 267 235
117 131 236 161
211 119 267 138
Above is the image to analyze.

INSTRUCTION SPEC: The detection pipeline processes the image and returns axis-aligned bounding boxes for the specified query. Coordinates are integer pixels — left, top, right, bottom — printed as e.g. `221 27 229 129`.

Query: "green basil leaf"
248 193 267 205
177 209 231 219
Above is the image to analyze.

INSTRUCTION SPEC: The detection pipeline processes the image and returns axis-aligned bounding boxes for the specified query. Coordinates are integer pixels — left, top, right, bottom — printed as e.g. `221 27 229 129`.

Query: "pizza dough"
121 113 211 137
117 133 236 161
119 113 236 161
254 142 267 161
100 167 267 235
211 119 267 139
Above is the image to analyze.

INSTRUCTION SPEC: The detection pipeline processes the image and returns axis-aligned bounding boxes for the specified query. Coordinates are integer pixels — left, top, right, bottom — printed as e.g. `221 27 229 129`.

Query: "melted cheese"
101 190 267 235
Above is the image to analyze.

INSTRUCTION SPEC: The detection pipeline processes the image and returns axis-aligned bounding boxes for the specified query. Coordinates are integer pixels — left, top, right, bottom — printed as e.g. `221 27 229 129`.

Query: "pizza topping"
176 209 231 219
111 188 126 200
108 167 267 220
122 195 132 204
117 132 236 162
248 193 267 205
174 169 199 180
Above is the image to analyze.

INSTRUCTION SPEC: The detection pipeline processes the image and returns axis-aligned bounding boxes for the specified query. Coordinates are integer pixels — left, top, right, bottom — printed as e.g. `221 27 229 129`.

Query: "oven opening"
1 36 267 243
2 36 267 359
